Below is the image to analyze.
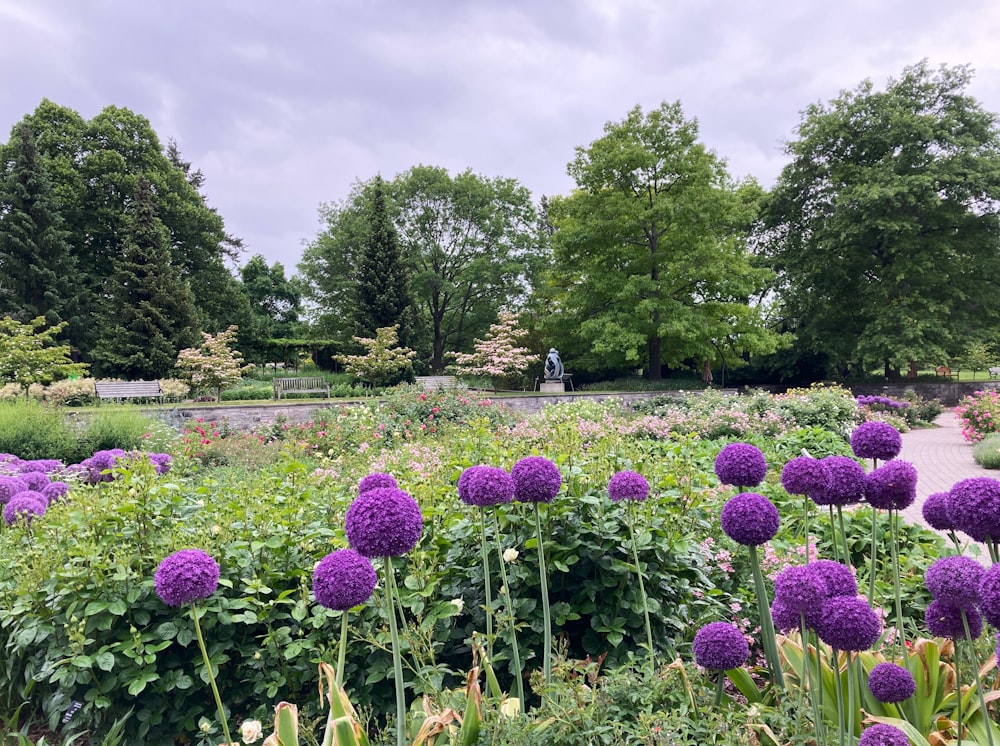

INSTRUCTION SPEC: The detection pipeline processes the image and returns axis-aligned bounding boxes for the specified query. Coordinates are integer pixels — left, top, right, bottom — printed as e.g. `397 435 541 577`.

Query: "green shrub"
973 433 1000 468
899 388 944 426
219 381 273 401
954 389 1000 441
81 407 173 454
0 400 81 461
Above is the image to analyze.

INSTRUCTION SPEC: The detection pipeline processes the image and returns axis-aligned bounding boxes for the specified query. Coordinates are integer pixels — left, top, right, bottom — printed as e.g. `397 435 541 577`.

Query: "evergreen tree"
352 176 413 342
91 176 199 379
0 122 78 327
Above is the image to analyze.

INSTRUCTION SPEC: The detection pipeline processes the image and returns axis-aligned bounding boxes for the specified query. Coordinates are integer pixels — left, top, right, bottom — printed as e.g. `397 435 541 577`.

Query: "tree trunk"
647 336 662 380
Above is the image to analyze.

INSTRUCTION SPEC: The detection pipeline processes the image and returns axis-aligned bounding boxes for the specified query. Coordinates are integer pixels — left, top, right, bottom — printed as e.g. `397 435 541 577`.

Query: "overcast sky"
3 0 999 274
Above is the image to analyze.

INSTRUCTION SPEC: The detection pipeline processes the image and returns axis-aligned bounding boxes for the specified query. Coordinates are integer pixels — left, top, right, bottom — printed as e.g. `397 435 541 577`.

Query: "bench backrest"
94 380 163 398
274 377 328 390
415 375 458 390
935 366 951 376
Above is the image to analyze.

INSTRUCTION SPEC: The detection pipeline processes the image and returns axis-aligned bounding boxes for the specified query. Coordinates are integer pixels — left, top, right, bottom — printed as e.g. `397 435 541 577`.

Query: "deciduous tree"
0 316 88 394
174 325 252 400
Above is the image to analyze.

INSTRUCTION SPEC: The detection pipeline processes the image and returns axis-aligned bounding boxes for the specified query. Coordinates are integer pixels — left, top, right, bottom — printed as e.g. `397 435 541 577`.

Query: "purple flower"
867 662 916 703
312 549 377 611
925 600 981 640
977 564 1000 628
510 457 562 504
773 565 828 615
19 471 50 491
692 621 749 671
808 560 858 598
3 493 46 525
720 492 780 546
815 596 881 651
148 453 173 474
457 466 514 507
607 470 650 502
857 724 910 746
925 556 984 609
850 421 902 462
20 459 63 474
864 460 918 511
714 442 767 488
818 456 866 506
154 549 220 606
770 597 801 633
345 487 423 557
358 472 397 494
947 477 1000 543
0 476 28 505
780 456 829 501
41 481 70 503
922 492 954 531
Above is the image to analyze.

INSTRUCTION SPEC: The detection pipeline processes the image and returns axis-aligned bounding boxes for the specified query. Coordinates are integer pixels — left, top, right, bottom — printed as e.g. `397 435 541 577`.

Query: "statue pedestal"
540 381 565 393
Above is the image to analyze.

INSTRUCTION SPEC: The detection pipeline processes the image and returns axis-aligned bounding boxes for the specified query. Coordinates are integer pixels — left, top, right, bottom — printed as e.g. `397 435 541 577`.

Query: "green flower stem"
533 503 553 689
962 610 995 746
868 506 878 606
847 653 857 746
956 640 963 746
814 632 827 746
889 510 905 654
492 511 525 713
801 618 825 746
829 506 841 563
189 601 234 746
832 648 845 746
714 671 726 707
748 546 784 689
384 556 407 746
837 506 850 568
480 508 494 659
625 502 655 676
335 610 349 688
804 496 811 563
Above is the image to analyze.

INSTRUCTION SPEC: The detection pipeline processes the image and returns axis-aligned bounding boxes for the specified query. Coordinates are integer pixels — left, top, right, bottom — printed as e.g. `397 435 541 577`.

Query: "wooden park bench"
415 375 458 390
94 380 164 403
990 367 1000 380
272 377 331 399
935 366 959 380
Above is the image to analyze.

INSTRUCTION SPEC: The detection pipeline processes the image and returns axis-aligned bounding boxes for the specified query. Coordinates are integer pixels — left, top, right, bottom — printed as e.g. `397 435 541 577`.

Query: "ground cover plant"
0 385 996 745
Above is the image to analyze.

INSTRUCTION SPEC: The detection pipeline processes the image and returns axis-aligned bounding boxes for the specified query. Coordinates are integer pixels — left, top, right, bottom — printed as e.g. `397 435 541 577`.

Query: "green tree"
0 121 79 327
547 102 779 379
760 62 1000 379
91 176 199 379
0 316 88 394
239 254 302 362
174 325 252 400
335 324 415 387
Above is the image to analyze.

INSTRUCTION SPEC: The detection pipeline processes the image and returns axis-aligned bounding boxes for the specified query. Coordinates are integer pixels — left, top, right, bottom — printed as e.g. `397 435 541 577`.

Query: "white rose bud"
502 547 519 563
240 719 264 744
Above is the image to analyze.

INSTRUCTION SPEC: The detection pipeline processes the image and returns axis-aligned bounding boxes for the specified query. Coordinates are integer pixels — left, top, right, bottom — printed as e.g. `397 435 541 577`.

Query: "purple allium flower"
864 460 918 511
714 442 767 488
358 472 397 494
153 549 220 606
41 482 70 503
19 471 50 491
458 466 514 507
607 470 650 502
720 492 780 546
770 597 801 633
692 621 750 671
978 564 1000 628
0 476 28 505
780 456 829 501
947 477 1000 543
815 596 881 651
818 456 867 506
808 560 858 598
925 600 982 640
925 556 984 609
850 422 903 462
148 453 172 474
867 662 916 703
510 457 562 504
312 549 377 611
3 493 46 525
922 492 954 531
774 565 828 615
20 459 63 474
857 724 910 746
345 487 424 557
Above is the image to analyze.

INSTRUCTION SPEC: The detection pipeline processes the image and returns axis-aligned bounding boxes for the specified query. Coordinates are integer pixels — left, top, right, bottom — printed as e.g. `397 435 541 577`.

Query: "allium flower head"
864 460 918 511
770 597 801 633
3 493 46 525
41 481 70 503
714 443 767 488
358 472 397 494
867 662 916 704
850 421 902 462
808 560 858 598
607 470 650 502
0 475 28 505
154 549 220 606
20 459 63 474
148 453 173 474
720 492 780 546
947 477 1000 543
457 466 514 507
510 457 562 504
815 596 881 651
922 492 954 531
345 487 424 557
977 564 1000 628
19 471 50 491
692 621 749 671
780 456 829 500
312 549 377 611
774 565 828 615
925 555 984 609
818 456 866 506
925 600 981 639
857 724 910 746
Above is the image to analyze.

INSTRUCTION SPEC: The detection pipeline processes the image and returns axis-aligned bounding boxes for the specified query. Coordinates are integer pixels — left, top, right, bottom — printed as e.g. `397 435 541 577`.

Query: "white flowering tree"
174 326 252 401
450 311 535 389
336 325 415 388
0 316 89 396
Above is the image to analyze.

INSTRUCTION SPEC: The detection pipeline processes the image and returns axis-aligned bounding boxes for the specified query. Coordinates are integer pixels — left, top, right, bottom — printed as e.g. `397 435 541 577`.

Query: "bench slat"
95 381 163 402
273 377 330 399
415 376 457 391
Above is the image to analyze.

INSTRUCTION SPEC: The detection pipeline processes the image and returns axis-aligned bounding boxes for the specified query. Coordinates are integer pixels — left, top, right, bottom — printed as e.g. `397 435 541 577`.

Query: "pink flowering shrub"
954 389 1000 441
449 311 536 388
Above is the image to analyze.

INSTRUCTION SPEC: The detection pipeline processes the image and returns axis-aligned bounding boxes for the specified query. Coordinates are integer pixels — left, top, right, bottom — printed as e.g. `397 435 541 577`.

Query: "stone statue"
544 348 564 381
